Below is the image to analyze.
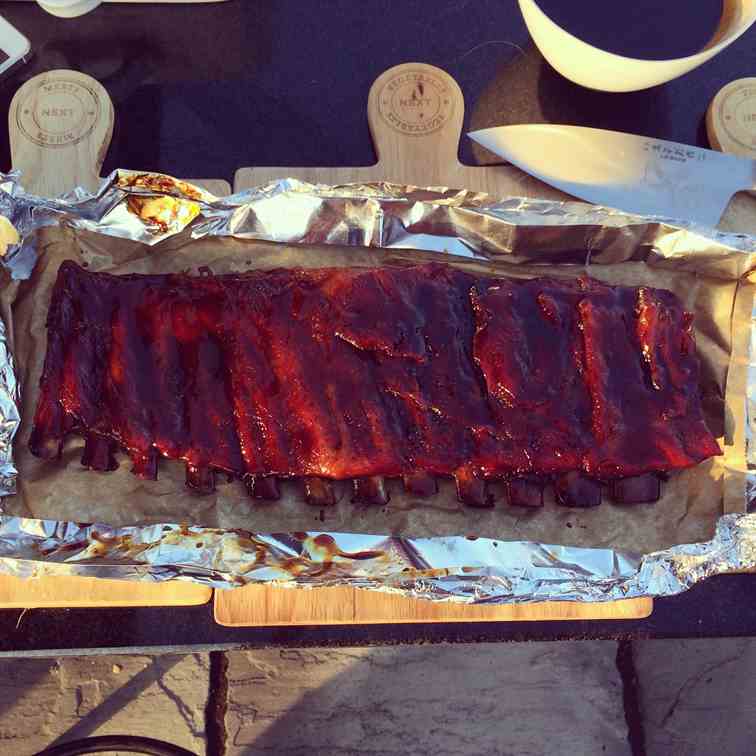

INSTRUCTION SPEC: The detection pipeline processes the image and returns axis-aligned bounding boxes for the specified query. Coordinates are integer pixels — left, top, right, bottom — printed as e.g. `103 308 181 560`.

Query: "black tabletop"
1 0 754 179
0 0 753 653
1 574 756 656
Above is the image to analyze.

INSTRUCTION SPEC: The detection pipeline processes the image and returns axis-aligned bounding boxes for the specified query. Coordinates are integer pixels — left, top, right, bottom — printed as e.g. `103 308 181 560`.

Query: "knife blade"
468 124 756 227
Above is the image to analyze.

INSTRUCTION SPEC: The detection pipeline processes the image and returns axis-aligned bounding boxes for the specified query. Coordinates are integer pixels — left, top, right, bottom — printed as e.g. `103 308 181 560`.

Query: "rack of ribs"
28 260 721 508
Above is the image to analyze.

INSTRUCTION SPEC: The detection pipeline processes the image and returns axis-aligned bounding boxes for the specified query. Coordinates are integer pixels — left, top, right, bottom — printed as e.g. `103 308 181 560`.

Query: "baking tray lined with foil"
0 170 752 602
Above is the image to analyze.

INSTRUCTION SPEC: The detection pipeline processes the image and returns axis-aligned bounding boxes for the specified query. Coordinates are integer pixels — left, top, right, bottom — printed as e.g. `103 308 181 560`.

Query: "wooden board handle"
706 77 756 161
367 62 464 183
9 69 114 196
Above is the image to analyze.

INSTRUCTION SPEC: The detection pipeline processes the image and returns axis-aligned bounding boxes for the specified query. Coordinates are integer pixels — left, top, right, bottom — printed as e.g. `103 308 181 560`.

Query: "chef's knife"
468 124 756 227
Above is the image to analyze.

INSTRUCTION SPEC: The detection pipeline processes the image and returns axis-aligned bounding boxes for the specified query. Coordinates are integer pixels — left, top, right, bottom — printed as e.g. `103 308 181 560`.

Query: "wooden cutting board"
9 69 229 198
237 60 753 232
1 69 224 608
220 62 657 627
236 62 567 199
0 574 210 608
214 585 652 627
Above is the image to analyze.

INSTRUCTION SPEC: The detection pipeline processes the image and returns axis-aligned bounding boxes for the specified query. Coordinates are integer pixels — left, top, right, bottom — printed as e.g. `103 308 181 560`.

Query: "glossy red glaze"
28 261 721 505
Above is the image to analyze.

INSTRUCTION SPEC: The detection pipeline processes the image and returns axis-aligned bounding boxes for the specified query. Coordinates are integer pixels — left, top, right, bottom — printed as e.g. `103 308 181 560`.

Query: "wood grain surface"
236 62 567 202
214 584 653 627
0 574 211 608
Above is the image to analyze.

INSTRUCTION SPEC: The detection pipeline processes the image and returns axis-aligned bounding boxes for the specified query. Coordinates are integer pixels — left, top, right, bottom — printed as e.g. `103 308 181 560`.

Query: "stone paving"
0 640 752 755
0 654 209 754
224 644 629 756
634 639 756 756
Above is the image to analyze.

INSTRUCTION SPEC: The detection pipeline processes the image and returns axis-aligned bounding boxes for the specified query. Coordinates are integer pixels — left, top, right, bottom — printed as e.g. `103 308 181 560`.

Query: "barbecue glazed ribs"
28 261 721 508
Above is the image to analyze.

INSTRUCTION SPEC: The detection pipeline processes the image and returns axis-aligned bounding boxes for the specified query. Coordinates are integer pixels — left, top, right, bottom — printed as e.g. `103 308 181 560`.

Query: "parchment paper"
3 223 751 554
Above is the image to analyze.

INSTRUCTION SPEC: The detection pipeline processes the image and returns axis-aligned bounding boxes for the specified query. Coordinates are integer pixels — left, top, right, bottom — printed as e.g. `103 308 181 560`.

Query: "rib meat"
28 261 721 507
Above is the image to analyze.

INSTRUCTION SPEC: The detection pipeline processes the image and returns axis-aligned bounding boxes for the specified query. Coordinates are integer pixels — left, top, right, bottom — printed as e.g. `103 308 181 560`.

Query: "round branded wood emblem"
16 74 101 149
377 68 455 136
706 78 756 159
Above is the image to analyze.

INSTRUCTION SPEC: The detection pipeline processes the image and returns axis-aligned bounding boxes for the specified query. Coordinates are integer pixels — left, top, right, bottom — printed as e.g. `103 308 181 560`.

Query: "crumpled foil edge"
0 316 19 497
0 513 751 603
0 168 753 603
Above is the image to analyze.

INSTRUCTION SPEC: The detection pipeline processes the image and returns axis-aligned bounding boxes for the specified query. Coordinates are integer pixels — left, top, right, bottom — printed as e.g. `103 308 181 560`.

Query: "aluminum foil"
0 317 19 497
2 170 754 274
749 296 756 513
0 514 752 603
0 168 753 604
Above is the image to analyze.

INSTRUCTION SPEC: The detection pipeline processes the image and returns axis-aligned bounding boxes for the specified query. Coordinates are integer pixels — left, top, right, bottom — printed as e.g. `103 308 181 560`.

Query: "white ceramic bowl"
519 0 756 92
37 0 102 18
